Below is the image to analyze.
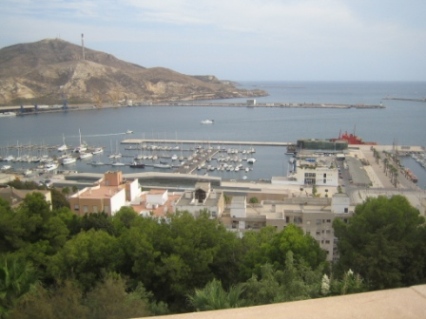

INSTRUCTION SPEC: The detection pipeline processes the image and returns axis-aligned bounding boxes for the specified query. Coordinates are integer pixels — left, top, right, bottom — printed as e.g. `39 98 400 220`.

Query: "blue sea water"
0 81 425 188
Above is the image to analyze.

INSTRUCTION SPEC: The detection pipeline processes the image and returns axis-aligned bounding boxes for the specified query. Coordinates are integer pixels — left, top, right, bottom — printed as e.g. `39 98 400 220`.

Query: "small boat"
44 163 58 171
58 144 68 152
91 160 104 166
57 134 68 152
171 154 178 161
201 119 214 125
126 130 134 134
130 162 145 169
153 163 171 169
247 158 256 164
91 147 103 155
61 157 76 165
0 112 16 117
112 161 126 166
24 169 33 176
73 129 88 153
1 165 12 170
79 152 93 160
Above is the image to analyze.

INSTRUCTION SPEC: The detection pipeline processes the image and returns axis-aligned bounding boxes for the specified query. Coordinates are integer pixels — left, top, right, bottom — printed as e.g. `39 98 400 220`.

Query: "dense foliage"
333 195 426 290
0 193 424 317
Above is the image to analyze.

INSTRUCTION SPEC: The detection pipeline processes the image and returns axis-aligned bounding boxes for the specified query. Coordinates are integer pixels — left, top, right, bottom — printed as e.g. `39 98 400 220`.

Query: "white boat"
57 134 68 152
171 154 178 161
112 161 126 166
126 130 133 134
91 147 103 155
44 163 58 171
201 119 214 125
153 163 171 169
91 160 104 166
3 155 15 162
0 112 16 117
247 158 256 164
73 129 87 153
1 165 12 170
61 157 76 165
79 152 93 159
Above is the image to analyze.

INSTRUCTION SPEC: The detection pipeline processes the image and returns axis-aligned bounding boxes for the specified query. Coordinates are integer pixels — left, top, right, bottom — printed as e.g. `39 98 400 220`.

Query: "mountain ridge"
0 38 267 105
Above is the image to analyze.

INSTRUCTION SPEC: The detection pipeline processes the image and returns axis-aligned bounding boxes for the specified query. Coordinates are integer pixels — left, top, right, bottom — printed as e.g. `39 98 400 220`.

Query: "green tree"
111 207 138 235
48 229 123 291
330 269 366 295
238 227 276 281
187 279 245 311
333 195 426 289
242 253 323 306
249 197 259 204
8 281 88 319
85 275 150 319
8 276 151 319
79 212 115 235
268 224 326 270
2 194 70 269
0 256 39 318
50 188 70 210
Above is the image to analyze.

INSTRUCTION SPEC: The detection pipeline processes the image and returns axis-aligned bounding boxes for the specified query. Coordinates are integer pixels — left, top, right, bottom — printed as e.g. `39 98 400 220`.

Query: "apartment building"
225 193 353 261
68 171 140 216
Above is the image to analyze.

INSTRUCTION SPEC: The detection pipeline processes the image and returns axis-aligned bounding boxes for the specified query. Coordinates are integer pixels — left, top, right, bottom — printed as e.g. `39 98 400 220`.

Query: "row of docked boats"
411 152 426 169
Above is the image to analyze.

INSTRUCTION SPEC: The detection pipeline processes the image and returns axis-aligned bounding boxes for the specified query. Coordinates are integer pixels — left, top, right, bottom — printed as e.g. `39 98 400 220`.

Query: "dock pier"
121 139 291 147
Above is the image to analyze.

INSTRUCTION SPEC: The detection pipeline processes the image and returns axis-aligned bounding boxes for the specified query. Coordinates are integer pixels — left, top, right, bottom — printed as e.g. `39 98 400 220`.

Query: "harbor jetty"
0 101 385 116
382 97 426 103
121 139 290 147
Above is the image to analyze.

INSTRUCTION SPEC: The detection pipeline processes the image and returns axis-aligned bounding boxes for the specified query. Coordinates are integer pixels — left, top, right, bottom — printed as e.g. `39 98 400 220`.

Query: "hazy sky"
1 0 425 81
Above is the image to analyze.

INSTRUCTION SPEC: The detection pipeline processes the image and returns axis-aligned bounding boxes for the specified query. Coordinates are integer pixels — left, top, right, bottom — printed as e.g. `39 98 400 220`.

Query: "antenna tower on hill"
81 33 85 60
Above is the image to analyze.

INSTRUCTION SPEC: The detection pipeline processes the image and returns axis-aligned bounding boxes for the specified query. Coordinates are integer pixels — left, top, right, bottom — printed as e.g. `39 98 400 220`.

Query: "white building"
175 182 225 218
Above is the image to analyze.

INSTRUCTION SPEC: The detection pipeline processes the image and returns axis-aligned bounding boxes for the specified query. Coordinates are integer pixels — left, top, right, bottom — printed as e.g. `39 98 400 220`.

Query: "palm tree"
383 158 389 175
0 256 39 318
187 279 245 311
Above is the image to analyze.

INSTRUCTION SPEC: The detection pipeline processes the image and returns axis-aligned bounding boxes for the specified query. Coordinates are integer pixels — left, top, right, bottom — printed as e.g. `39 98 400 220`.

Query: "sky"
1 0 426 81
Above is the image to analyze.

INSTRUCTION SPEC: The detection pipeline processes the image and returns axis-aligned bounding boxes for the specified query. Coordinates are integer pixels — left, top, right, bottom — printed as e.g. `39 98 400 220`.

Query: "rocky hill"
0 39 267 106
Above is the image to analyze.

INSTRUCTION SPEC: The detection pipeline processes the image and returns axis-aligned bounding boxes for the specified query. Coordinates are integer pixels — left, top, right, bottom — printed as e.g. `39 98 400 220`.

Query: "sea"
1 81 425 189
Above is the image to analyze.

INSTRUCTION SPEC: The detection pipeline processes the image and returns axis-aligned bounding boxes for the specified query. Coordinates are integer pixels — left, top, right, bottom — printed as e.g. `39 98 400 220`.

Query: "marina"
0 81 425 188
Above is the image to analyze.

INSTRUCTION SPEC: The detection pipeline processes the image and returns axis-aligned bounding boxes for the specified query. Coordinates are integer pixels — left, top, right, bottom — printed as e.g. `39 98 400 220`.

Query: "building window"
93 206 98 213
325 240 330 244
323 173 327 178
104 205 110 213
323 179 326 184
74 204 79 211
326 219 331 223
316 231 321 235
83 206 88 213
316 219 321 225
344 207 349 213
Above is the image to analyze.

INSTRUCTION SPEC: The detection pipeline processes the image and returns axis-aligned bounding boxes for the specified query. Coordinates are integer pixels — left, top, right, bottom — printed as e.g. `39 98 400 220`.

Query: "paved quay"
121 139 290 147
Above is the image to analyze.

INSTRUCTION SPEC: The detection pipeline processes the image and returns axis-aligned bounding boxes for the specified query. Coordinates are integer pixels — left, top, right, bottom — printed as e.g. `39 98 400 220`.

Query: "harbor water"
0 81 425 188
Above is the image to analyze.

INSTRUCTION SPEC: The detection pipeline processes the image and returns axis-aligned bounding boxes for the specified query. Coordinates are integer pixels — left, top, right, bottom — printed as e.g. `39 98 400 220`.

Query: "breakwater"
0 100 384 115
